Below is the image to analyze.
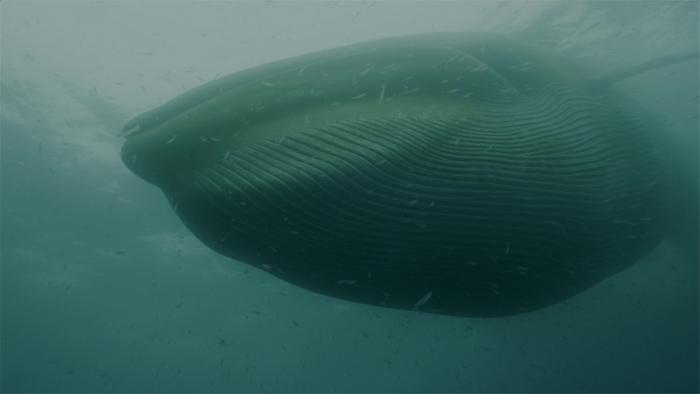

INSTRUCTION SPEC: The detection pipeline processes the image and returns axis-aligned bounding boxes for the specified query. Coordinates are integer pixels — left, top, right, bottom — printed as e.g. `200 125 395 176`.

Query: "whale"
121 32 697 317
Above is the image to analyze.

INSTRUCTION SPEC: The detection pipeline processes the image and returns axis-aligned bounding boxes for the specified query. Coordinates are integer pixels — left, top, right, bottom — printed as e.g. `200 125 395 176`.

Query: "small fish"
359 65 374 77
413 291 432 310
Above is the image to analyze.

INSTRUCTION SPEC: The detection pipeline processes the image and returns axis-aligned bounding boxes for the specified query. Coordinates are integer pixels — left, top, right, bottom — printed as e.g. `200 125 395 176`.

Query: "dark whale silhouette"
121 33 697 317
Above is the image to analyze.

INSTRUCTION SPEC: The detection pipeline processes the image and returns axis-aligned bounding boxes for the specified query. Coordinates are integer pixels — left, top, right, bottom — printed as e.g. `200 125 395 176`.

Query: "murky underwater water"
1 1 698 392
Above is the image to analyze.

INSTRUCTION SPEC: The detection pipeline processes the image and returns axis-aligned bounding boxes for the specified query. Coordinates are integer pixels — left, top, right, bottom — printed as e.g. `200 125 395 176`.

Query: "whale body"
121 33 668 317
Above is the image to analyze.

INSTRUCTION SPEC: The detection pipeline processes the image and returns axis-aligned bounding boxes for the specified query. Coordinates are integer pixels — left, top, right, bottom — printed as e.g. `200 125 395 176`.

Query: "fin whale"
121 33 696 317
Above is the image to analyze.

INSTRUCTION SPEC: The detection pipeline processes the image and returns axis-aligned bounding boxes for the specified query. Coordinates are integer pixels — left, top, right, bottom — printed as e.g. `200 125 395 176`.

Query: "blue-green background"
2 1 698 392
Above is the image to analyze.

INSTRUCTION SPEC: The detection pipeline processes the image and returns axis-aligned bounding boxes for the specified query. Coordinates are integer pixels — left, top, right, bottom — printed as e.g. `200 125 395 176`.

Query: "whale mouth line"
118 33 529 146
